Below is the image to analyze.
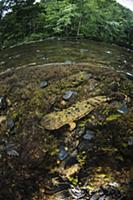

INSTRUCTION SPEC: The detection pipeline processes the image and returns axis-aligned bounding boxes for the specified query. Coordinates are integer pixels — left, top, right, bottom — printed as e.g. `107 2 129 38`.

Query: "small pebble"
123 60 127 64
64 60 72 64
7 149 19 156
83 130 95 140
58 146 68 161
0 96 8 110
69 185 86 199
128 138 133 146
63 91 77 100
110 82 118 92
7 118 15 130
85 73 93 80
117 103 128 114
126 72 133 80
0 61 5 65
106 51 112 54
40 80 48 88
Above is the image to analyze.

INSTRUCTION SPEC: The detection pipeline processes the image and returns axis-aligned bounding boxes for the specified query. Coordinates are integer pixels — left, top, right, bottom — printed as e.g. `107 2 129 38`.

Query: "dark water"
0 39 133 73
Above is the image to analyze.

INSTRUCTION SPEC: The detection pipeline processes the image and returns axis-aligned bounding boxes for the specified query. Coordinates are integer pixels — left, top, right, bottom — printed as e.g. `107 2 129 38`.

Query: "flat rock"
58 146 68 161
128 138 133 146
83 130 95 140
64 60 73 64
117 103 128 114
40 80 48 88
0 96 8 110
126 72 133 80
63 91 77 100
7 118 15 130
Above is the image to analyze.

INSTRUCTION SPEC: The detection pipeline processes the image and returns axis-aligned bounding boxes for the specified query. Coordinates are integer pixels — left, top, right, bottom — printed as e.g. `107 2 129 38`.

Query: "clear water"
0 39 132 73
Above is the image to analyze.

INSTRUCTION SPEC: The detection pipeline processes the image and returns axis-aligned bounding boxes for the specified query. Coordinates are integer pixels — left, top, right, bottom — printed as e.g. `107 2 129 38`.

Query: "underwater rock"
126 72 133 80
60 100 67 106
78 140 93 152
85 73 93 80
69 185 87 199
13 54 20 58
0 61 5 65
7 149 19 156
64 60 73 64
83 130 95 140
128 138 133 146
27 62 36 66
90 193 100 200
0 96 8 110
110 82 118 92
63 91 77 100
75 127 85 138
3 143 19 156
117 103 128 114
40 80 48 88
106 51 112 54
90 186 122 200
7 118 15 130
123 60 127 64
58 146 68 161
63 150 78 169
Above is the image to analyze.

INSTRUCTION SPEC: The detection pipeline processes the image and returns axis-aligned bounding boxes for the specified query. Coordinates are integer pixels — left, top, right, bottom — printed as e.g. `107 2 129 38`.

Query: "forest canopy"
0 0 133 48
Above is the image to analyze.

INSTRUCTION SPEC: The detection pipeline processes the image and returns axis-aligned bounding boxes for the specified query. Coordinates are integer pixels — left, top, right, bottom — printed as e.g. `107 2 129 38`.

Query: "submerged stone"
85 73 93 80
128 138 133 146
78 140 93 152
90 186 122 200
7 149 19 156
64 60 73 64
90 193 100 200
117 103 128 114
106 50 112 54
110 82 118 92
126 72 133 80
75 127 85 138
69 185 87 199
63 91 77 100
0 96 8 110
58 146 68 161
40 80 48 88
4 143 19 156
0 61 5 65
7 118 15 130
83 130 95 140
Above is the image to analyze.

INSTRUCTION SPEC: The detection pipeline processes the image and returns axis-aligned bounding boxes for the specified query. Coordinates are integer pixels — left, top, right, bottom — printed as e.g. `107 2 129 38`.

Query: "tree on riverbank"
0 0 132 48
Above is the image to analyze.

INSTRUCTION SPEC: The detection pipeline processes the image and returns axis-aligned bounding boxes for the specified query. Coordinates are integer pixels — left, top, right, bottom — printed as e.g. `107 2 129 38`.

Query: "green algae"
106 114 121 121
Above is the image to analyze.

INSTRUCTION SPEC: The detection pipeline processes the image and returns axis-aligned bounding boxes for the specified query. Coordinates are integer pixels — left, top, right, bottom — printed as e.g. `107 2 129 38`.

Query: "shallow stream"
0 39 133 200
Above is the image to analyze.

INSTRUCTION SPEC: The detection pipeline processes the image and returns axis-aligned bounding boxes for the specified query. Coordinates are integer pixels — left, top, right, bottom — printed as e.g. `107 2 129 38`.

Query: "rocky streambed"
0 40 133 200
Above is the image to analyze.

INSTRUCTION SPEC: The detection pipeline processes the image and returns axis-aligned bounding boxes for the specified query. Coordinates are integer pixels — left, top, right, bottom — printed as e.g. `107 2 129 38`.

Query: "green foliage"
0 0 132 48
45 0 77 35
